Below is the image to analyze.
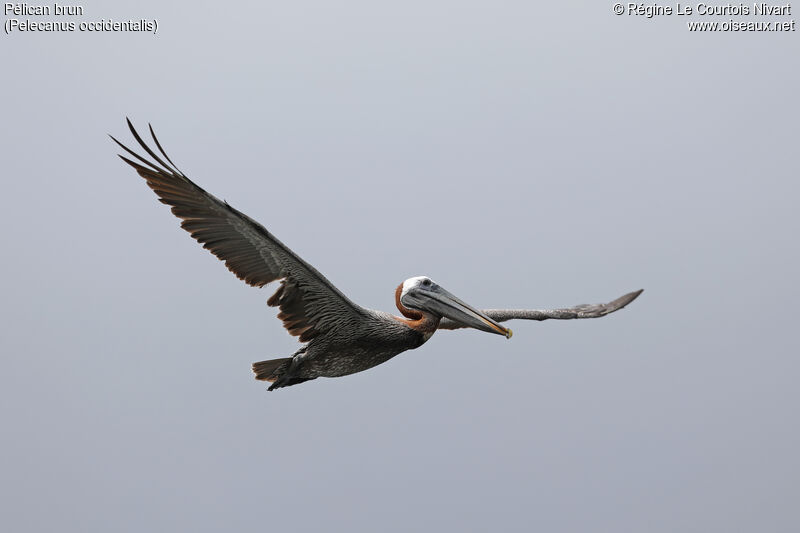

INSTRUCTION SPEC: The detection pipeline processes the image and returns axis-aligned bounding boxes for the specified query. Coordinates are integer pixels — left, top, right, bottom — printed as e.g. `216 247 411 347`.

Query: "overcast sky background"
2 1 798 531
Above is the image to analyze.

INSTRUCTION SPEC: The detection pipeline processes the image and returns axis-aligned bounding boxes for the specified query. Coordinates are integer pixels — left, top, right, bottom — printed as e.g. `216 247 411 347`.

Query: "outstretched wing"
112 119 370 343
437 289 643 330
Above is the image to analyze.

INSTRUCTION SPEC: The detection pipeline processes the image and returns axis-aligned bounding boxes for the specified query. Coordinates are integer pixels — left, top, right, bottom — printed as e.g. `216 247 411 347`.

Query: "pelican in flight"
112 120 642 390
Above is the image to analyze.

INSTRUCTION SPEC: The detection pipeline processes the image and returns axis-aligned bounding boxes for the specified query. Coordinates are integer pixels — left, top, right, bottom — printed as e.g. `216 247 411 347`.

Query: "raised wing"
112 119 370 343
437 289 643 330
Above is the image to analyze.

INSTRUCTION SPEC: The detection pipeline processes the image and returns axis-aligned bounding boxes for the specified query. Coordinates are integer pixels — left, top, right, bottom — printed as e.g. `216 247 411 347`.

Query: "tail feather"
252 357 316 390
252 357 292 382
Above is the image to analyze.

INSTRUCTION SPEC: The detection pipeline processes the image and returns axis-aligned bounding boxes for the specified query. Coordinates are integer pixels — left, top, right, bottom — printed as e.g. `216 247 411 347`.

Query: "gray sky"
2 1 798 532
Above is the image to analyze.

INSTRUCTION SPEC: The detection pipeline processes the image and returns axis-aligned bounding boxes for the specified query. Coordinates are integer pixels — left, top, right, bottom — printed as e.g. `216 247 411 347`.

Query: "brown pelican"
112 120 642 390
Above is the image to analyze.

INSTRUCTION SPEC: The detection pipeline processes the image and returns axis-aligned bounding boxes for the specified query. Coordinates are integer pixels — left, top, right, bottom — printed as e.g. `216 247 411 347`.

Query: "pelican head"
399 276 512 338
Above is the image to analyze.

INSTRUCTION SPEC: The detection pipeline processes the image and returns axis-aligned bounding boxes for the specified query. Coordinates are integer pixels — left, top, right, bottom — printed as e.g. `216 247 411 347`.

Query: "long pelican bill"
114 120 640 392
403 282 513 338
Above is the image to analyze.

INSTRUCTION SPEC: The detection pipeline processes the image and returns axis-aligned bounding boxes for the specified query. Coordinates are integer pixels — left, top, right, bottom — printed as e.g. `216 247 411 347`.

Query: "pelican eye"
422 279 431 287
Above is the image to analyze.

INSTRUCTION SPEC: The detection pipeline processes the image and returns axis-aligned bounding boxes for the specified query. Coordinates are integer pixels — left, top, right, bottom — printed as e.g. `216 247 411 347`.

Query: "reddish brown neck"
394 284 440 333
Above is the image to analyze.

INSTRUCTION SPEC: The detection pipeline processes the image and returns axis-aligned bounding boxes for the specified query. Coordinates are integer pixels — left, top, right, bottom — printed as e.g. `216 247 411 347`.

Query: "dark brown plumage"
113 119 642 390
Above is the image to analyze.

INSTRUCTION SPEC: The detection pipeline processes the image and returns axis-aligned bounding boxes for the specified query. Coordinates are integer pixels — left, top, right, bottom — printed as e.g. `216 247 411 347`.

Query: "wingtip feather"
613 289 644 310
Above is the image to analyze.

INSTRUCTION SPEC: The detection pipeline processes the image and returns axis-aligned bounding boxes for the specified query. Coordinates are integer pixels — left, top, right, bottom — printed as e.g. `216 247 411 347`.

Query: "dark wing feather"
437 289 643 330
112 119 370 342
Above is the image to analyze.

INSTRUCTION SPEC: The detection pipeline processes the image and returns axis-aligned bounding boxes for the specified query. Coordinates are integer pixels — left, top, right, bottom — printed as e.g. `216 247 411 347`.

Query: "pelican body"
112 120 642 390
